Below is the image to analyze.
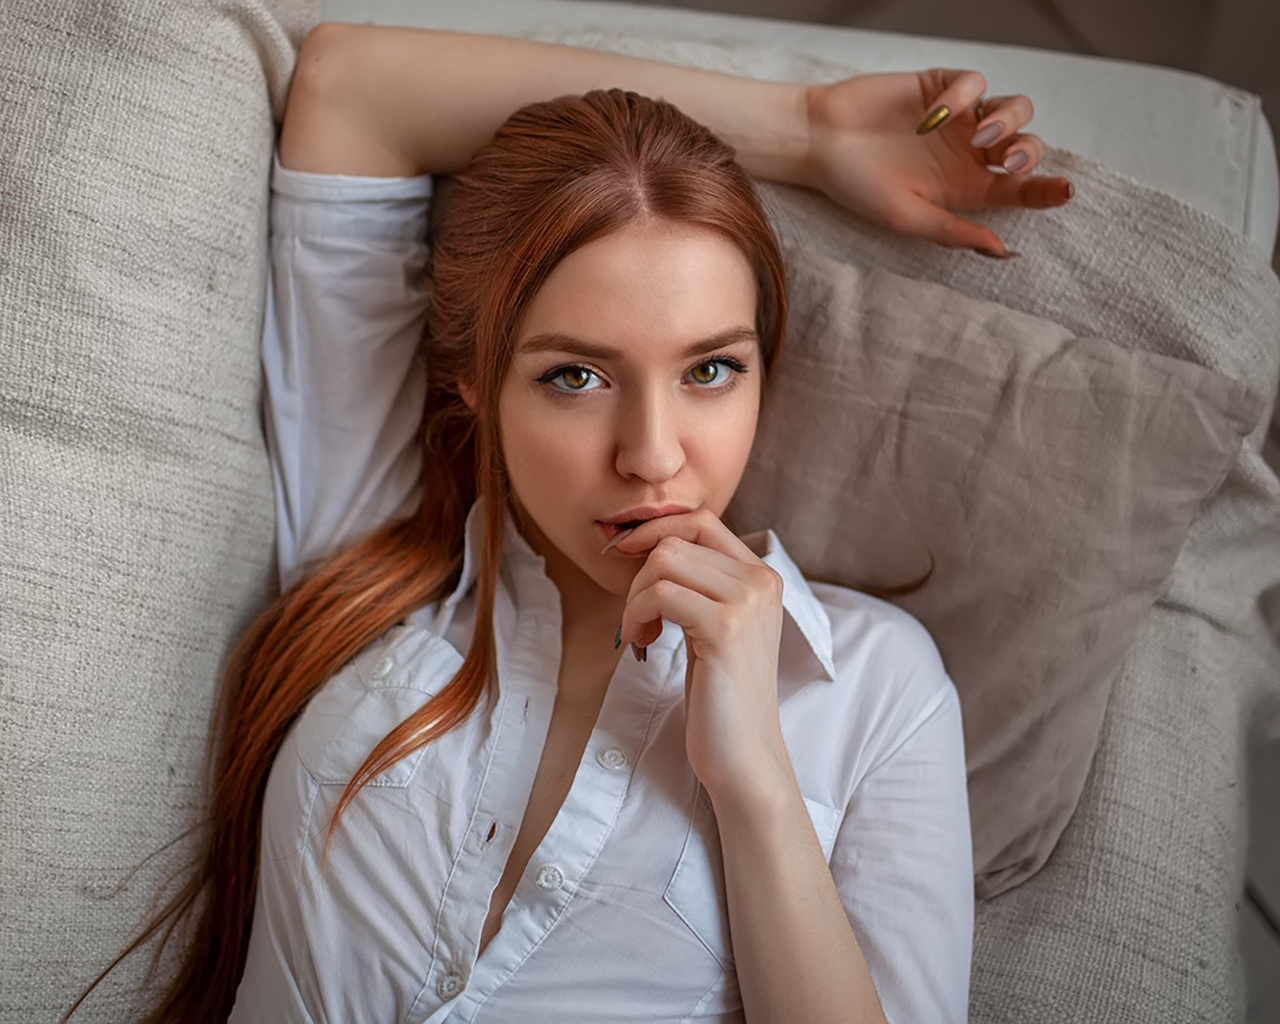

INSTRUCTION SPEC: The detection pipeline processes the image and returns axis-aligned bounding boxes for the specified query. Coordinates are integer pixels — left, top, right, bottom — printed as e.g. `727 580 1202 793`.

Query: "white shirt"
231 158 974 1024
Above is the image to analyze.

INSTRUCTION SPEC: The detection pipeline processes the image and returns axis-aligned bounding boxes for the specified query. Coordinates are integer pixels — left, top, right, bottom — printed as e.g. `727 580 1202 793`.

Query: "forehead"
516 220 758 357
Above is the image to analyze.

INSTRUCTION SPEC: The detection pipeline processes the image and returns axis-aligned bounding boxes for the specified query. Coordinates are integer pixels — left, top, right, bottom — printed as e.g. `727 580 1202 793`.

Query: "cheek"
703 399 760 496
498 389 605 497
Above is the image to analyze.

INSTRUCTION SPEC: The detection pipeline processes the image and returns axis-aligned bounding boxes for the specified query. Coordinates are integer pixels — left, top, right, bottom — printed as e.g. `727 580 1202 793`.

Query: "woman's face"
498 219 762 603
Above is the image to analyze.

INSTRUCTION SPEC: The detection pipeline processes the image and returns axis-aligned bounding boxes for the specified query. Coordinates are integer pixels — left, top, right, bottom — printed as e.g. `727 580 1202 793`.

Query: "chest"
269 619 858 1023
479 648 615 950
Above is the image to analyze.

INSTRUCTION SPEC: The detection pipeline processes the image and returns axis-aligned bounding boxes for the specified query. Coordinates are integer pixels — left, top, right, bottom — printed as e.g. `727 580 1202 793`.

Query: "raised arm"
280 23 1070 253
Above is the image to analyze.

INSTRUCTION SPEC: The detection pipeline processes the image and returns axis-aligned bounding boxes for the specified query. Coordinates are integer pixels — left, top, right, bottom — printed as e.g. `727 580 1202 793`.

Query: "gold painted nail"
916 105 951 135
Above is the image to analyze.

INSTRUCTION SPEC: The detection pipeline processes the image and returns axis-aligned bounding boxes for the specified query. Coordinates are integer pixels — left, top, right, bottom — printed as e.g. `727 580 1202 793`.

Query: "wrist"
728 80 813 188
701 736 799 826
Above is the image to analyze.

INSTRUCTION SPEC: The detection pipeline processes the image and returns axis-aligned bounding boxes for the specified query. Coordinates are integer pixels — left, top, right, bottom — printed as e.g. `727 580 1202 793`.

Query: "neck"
555 564 626 647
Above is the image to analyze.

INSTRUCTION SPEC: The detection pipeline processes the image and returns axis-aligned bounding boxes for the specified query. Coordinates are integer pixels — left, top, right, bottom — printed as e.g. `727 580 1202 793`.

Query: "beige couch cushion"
0 1 313 1020
730 246 1263 897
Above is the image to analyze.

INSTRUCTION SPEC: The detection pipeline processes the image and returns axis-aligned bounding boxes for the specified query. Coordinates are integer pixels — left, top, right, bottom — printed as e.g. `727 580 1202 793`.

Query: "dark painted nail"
974 247 1021 260
614 626 622 650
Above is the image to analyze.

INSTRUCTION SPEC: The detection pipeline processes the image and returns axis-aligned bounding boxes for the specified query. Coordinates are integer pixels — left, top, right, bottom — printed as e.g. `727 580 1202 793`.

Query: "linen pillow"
0 1 311 1020
729 243 1264 898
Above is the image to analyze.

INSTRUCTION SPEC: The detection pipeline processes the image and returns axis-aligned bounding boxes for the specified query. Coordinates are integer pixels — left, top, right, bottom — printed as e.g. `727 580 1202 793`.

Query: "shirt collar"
440 502 835 682
739 528 836 682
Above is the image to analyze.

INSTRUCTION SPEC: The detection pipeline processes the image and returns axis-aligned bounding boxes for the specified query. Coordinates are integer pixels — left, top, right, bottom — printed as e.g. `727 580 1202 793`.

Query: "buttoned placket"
413 540 685 1024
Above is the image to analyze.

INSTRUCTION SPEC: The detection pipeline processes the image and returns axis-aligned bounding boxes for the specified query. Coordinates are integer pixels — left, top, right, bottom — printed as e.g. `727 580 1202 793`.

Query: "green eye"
689 362 720 385
536 364 602 392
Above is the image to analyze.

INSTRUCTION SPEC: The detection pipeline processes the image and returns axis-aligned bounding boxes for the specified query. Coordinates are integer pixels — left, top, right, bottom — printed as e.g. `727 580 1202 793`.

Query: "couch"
3 0 1279 1021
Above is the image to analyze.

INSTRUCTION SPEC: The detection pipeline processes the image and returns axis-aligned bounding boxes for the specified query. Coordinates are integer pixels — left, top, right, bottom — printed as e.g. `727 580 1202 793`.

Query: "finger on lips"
612 511 772 655
609 508 754 562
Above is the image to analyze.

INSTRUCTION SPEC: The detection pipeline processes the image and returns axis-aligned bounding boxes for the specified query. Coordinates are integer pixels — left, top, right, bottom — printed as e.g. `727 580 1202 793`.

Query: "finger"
613 508 755 564
915 68 987 134
986 132 1046 174
884 193 1008 253
980 172 1075 209
969 93 1035 151
623 578 720 653
620 537 756 647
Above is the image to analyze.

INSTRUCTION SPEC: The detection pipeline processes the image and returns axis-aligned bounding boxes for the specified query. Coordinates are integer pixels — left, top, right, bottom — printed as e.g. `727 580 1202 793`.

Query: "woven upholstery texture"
0 2 314 1020
969 605 1262 1023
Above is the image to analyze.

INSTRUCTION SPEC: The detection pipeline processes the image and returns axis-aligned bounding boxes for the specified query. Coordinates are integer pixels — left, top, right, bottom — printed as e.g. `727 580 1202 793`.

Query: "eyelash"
535 356 749 396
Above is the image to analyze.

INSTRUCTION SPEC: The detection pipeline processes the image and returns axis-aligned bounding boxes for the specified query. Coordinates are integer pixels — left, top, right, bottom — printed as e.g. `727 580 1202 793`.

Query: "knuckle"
651 536 682 565
754 564 785 601
651 578 680 602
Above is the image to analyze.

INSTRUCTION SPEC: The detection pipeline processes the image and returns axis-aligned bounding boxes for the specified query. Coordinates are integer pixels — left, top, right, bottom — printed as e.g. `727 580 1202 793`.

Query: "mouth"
597 505 694 544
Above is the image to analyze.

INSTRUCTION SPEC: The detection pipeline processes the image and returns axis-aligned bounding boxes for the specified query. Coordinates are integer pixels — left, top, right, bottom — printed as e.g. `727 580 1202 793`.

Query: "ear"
458 381 477 411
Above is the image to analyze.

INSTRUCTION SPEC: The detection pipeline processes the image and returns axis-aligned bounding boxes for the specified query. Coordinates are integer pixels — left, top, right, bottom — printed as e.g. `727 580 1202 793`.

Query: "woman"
76 23 1069 1024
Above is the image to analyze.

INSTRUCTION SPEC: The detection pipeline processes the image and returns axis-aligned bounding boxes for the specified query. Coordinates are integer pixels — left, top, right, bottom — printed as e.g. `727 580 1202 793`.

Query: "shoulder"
788 579 960 786
813 580 953 717
811 580 948 689
759 527 954 728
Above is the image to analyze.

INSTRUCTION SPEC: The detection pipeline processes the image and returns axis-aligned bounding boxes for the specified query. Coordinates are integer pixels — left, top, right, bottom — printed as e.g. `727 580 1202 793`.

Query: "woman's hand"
614 510 793 804
802 68 1073 255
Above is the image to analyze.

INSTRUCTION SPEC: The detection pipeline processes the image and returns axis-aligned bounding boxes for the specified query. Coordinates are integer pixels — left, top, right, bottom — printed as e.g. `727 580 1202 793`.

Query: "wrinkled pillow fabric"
0 1 313 1020
729 244 1264 898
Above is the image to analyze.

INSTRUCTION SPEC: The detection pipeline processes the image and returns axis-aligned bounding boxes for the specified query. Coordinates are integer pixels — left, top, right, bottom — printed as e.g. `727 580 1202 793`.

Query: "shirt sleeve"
831 684 974 1024
263 155 435 589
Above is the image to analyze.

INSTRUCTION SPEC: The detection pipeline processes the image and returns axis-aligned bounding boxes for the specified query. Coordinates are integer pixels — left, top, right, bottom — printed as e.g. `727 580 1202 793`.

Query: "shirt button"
370 656 394 681
596 746 628 771
535 864 564 891
436 971 465 1000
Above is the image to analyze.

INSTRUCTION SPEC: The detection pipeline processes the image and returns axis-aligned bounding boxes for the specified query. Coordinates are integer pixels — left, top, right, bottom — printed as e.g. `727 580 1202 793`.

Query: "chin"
585 555 642 597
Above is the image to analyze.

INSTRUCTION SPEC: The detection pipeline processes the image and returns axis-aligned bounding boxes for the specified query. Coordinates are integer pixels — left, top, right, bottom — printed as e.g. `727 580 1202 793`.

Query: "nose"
613 387 686 484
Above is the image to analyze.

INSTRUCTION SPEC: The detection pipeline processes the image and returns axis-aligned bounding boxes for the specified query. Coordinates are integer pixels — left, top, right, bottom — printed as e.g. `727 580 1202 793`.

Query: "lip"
597 504 695 543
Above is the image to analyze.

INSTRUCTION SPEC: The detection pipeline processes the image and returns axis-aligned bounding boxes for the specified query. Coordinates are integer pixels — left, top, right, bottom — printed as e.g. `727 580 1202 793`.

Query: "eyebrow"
517 326 759 361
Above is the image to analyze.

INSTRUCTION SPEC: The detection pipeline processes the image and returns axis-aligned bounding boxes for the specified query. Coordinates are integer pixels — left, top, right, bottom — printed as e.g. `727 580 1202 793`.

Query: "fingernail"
1003 150 1029 173
916 105 950 135
1065 181 1075 200
974 247 1021 260
614 626 622 650
970 122 1003 148
632 643 647 663
600 527 636 554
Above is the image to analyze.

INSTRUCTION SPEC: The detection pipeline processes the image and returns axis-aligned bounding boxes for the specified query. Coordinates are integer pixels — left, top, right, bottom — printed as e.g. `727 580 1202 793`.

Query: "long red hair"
67 89 788 1023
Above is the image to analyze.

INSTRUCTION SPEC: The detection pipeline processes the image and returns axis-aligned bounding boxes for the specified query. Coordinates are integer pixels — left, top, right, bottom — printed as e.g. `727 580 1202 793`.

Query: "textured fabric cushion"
969 603 1265 1023
0 1 313 1021
728 246 1263 897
